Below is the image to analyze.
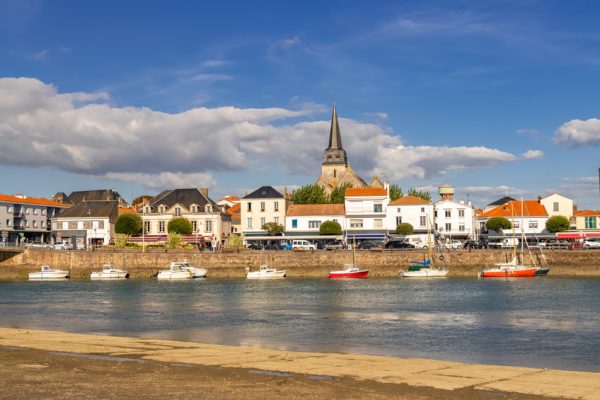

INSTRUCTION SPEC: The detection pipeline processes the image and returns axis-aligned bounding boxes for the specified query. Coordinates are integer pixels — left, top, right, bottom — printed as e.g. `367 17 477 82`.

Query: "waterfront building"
344 187 389 241
0 193 68 245
433 185 475 239
141 188 231 247
217 195 240 209
477 199 549 236
386 196 434 235
573 210 600 231
240 186 286 240
226 203 241 234
285 204 346 240
51 200 118 248
540 193 574 220
53 189 129 207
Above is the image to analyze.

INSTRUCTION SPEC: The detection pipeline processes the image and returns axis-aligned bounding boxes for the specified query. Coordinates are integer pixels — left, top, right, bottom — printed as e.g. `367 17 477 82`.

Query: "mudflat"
0 328 598 400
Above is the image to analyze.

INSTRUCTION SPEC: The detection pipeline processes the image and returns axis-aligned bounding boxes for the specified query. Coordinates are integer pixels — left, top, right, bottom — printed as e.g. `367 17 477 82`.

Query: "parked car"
464 240 487 249
357 240 385 250
53 241 70 250
540 239 570 250
292 240 317 251
246 242 265 250
583 238 600 249
384 240 415 250
488 238 519 249
25 242 52 249
324 240 344 251
443 240 463 249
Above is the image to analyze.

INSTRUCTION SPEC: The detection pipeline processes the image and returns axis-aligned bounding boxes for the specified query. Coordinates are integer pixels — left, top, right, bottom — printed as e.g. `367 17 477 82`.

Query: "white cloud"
32 49 48 61
0 77 523 189
281 36 301 48
554 118 600 147
522 149 544 159
365 112 388 120
201 60 227 68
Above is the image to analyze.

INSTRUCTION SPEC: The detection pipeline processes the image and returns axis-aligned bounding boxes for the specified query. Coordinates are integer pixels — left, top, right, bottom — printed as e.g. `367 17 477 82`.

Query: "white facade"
476 216 549 236
540 194 574 219
240 199 286 234
52 217 112 246
386 199 434 233
344 190 389 237
434 200 475 238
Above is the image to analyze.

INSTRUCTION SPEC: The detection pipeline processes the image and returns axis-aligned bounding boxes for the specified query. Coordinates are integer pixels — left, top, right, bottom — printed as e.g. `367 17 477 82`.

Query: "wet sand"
1 328 599 399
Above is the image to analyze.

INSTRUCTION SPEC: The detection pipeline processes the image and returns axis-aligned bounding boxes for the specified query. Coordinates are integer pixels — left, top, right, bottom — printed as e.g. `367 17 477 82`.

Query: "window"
445 210 451 218
41 221 45 228
260 217 266 227
191 205 197 213
25 220 29 228
68 221 77 230
8 207 12 214
585 217 597 229
397 207 401 213
247 202 252 212
396 217 402 226
350 219 363 228
33 209 38 215
292 219 298 229
553 202 559 212
513 221 520 229
77 221 84 230
445 223 451 231
529 221 538 229
192 221 197 232
144 221 151 233
52 222 57 230
62 221 68 230
458 209 465 218
144 206 150 214
206 220 212 232
374 219 383 228
421 207 425 213
159 206 165 214
158 221 165 233
309 220 321 229
434 210 438 218
175 207 181 216
333 169 337 178
260 202 266 212
420 216 426 227
98 221 104 229
84 221 91 229
247 218 253 228
374 203 383 213
25 208 29 214
274 217 279 224
274 202 279 212
33 220 37 228
459 224 465 232
42 209 46 216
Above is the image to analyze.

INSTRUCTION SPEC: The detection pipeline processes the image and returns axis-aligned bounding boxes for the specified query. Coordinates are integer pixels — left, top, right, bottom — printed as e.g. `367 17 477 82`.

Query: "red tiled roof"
226 203 241 217
118 207 137 214
286 203 345 216
0 193 67 207
225 195 240 202
389 195 430 205
345 188 387 197
575 210 600 217
479 200 548 218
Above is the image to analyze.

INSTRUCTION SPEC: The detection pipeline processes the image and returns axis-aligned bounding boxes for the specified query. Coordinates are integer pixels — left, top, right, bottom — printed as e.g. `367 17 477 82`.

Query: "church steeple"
322 103 348 166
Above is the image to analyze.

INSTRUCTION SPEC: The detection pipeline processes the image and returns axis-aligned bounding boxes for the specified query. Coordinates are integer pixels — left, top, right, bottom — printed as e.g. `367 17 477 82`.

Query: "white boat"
171 261 207 278
90 265 129 280
400 215 448 278
28 265 69 280
246 265 286 279
157 264 193 280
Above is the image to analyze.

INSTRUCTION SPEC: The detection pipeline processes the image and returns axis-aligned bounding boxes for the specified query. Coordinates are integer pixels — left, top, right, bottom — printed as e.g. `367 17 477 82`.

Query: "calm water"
1 277 599 372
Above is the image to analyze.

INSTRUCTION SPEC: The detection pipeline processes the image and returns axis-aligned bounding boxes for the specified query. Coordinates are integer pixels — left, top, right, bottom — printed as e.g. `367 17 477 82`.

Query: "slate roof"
57 200 119 221
150 188 217 210
243 186 283 199
487 196 516 207
286 204 345 216
68 189 124 205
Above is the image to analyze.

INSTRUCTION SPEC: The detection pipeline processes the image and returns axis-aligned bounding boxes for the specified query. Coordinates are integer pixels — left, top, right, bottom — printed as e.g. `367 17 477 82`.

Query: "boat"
171 261 207 278
90 265 129 280
28 265 69 280
328 263 369 278
246 265 286 279
157 263 193 280
400 215 448 278
535 267 550 276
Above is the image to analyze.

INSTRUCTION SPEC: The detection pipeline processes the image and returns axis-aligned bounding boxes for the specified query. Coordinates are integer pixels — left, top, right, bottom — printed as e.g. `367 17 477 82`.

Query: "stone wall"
1 248 600 279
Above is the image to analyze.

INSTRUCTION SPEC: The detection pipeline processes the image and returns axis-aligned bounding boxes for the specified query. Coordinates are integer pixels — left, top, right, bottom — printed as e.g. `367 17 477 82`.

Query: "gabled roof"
57 200 118 219
0 193 67 208
243 186 283 199
345 187 387 197
487 196 515 207
226 203 241 217
389 195 430 206
575 210 600 217
68 189 124 205
479 200 548 218
224 195 240 202
119 207 136 215
287 203 345 216
150 188 216 210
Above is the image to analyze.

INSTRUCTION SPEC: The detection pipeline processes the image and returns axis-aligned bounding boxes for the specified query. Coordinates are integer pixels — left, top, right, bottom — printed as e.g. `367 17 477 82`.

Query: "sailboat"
328 237 369 278
400 215 448 278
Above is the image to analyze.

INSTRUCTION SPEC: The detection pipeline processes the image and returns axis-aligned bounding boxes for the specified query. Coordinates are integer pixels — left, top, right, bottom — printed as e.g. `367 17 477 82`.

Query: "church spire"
322 103 348 166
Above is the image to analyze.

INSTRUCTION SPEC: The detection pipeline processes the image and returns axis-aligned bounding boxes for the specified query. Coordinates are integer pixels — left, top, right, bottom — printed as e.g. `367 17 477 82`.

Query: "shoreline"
1 327 600 399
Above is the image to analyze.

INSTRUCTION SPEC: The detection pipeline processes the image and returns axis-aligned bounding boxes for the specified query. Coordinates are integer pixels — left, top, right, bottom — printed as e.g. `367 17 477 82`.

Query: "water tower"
439 184 455 201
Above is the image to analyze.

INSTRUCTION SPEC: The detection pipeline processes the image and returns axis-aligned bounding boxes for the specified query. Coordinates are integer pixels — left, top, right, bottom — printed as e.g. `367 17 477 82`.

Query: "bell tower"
321 104 348 182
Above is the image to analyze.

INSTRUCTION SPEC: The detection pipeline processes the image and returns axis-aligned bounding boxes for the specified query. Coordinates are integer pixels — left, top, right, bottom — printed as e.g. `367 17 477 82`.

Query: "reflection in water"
0 277 599 372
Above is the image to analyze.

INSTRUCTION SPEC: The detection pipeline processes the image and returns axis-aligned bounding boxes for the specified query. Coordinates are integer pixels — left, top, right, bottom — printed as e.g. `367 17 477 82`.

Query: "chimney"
537 195 542 203
199 188 209 197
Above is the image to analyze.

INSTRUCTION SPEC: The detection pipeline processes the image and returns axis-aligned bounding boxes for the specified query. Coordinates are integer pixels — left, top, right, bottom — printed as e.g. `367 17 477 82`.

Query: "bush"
226 234 244 251
486 217 512 232
319 220 342 235
166 232 182 249
114 233 130 249
395 223 414 235
546 215 570 233
262 222 284 236
115 213 142 235
168 217 192 234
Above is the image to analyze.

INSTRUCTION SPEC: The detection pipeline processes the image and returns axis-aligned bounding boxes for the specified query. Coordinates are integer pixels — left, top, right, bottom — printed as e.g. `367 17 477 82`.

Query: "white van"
292 240 317 251
488 238 519 248
403 234 430 249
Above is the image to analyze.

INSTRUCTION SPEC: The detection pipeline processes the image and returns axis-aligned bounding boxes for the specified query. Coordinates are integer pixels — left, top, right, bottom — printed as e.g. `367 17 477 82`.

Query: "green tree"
113 233 130 249
319 220 342 235
545 215 570 233
115 213 142 235
486 217 512 232
168 217 193 234
395 223 414 235
389 184 403 202
226 234 244 251
262 222 285 236
329 183 352 204
166 232 182 249
291 184 328 204
407 188 431 202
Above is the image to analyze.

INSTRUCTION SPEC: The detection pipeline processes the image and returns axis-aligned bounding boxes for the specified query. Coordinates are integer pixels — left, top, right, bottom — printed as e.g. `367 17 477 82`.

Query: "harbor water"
1 277 599 372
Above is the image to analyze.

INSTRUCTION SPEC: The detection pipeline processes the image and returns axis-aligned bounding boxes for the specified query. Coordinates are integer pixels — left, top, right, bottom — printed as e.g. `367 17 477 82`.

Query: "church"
315 104 384 195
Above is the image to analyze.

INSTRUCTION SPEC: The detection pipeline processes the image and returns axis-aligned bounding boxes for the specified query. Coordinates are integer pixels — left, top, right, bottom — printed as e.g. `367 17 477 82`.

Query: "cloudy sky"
1 0 599 208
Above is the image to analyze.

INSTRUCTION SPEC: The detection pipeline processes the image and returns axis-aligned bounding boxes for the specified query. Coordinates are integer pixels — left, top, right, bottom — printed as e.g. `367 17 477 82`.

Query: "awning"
556 231 600 239
346 234 386 240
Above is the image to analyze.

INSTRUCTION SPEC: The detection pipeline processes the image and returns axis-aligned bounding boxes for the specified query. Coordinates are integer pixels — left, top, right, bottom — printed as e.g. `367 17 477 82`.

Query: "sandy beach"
1 327 599 400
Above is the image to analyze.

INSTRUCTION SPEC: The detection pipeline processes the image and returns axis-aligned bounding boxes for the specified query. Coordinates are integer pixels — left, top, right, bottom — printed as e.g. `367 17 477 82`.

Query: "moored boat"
246 265 286 279
328 264 369 279
535 267 550 276
28 265 69 280
479 257 537 278
90 265 129 280
171 261 207 278
401 259 448 278
157 264 193 280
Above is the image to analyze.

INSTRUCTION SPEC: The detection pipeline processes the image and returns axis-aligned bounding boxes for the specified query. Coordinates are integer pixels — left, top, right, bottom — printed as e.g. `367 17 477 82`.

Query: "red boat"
328 265 369 279
479 258 537 278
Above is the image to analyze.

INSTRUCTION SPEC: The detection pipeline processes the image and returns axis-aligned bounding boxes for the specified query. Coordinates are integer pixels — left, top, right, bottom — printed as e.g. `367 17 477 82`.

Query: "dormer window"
175 207 181 216
159 206 165 214
205 204 212 213
191 205 197 213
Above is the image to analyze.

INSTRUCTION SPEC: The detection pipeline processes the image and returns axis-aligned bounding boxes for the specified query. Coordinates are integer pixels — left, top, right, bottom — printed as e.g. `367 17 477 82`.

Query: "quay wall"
1 248 600 279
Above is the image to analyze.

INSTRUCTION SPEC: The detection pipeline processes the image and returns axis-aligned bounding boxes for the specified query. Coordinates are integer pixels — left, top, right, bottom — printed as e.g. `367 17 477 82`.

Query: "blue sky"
0 0 599 208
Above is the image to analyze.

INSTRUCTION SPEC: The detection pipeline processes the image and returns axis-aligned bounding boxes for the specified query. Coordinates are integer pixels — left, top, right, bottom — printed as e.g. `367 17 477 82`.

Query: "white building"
51 200 118 248
433 185 475 239
477 199 549 235
344 187 389 241
386 195 434 234
540 193 574 219
285 204 345 238
240 186 286 239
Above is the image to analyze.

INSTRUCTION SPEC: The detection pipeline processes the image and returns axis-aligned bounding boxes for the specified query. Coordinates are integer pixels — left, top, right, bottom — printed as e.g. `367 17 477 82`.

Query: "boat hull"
480 267 537 278
535 268 550 276
246 271 286 279
157 271 192 280
90 271 129 280
401 268 448 278
28 271 69 280
328 270 369 279
183 267 208 278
